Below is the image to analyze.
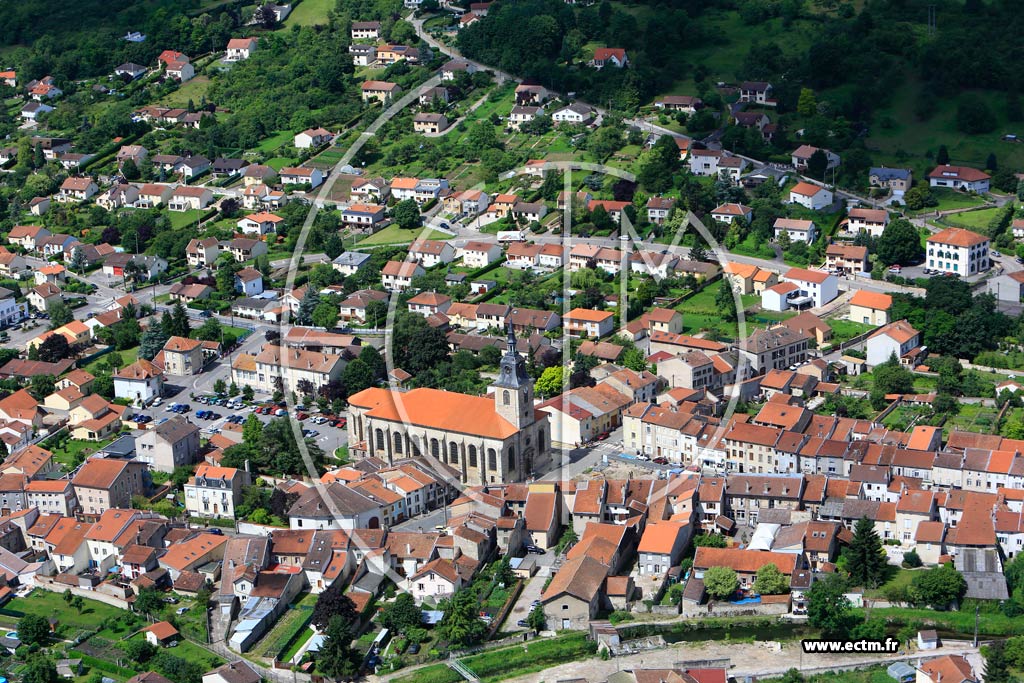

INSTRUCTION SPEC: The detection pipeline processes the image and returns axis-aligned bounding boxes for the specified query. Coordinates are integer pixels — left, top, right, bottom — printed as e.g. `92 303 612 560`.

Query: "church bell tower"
491 322 535 429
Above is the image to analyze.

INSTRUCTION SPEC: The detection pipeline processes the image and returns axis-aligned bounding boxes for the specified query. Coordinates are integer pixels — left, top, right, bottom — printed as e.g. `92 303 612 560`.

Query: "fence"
484 578 524 639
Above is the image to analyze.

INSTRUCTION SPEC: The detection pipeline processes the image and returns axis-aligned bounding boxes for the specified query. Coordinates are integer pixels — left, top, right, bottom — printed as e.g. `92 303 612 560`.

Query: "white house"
865 320 923 369
237 212 284 236
279 167 324 188
847 208 889 237
408 239 455 268
294 127 333 149
113 359 164 406
711 203 753 224
926 227 990 276
234 268 264 297
458 241 503 268
782 267 838 308
927 165 990 193
332 251 372 276
774 218 817 243
551 103 595 125
225 37 258 61
789 182 833 211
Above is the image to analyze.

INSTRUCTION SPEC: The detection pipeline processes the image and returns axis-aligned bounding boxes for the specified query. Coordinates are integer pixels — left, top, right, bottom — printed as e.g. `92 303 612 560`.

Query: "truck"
497 230 526 243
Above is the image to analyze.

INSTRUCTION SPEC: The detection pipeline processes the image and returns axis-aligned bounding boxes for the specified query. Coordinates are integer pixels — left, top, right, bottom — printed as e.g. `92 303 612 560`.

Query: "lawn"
391 632 597 683
158 76 212 108
354 224 451 246
254 130 294 154
827 319 876 344
265 156 297 171
8 590 122 632
123 633 222 669
881 405 933 431
285 0 334 26
863 567 920 600
730 234 777 261
942 205 1005 229
84 346 139 374
167 209 207 230
674 288 761 341
46 436 116 470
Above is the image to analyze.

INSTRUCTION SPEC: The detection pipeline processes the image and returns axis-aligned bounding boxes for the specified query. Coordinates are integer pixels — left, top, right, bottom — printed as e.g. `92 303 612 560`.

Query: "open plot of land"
167 209 208 229
354 224 451 246
943 402 999 437
8 590 122 632
827 319 876 344
284 0 334 26
255 131 295 154
250 592 316 658
157 76 213 108
84 346 139 374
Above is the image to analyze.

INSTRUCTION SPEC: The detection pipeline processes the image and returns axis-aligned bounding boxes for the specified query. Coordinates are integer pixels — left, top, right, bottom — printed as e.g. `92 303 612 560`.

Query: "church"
346 326 552 485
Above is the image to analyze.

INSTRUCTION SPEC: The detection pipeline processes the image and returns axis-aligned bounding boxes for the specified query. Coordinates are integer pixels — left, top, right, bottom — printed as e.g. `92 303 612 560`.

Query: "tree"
135 587 165 616
71 595 84 613
69 246 88 273
806 573 853 639
169 302 191 338
296 290 321 326
847 516 888 588
985 642 1012 683
956 98 997 134
692 533 728 548
806 149 829 180
527 605 546 632
437 589 487 646
22 657 58 683
195 317 222 343
753 563 789 595
312 301 339 330
17 613 52 646
253 4 278 28
140 327 170 361
343 358 375 395
797 88 818 117
703 566 739 599
379 593 421 634
393 199 421 230
534 366 566 399
1006 553 1024 592
876 218 923 267
316 616 359 679
213 378 227 395
909 564 966 609
364 299 388 328
903 550 922 568
716 280 738 322
28 374 55 401
123 638 157 663
936 145 950 165
122 158 140 181
47 299 73 328
637 135 679 193
986 153 998 172
311 579 358 629
36 334 70 363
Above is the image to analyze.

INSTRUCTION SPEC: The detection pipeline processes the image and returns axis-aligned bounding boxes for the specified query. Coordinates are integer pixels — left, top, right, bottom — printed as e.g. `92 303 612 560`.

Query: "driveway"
504 575 545 632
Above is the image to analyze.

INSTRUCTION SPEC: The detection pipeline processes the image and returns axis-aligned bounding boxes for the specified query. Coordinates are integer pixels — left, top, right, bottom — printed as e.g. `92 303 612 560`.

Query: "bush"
903 550 922 568
608 610 635 624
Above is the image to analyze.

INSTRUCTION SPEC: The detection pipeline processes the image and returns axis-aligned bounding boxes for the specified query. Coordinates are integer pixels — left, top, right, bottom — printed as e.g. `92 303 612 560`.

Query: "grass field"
84 346 139 374
158 76 212 108
827 319 876 343
266 156 297 171
354 224 451 246
167 209 207 230
47 436 116 470
9 590 122 631
255 130 294 154
942 205 1007 229
284 0 334 26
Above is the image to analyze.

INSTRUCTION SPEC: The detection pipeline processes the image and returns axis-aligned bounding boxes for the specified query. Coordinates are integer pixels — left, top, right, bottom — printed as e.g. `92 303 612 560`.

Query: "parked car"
653 457 668 465
993 250 1003 257
517 619 529 628
524 545 546 555
407 643 420 655
274 408 287 417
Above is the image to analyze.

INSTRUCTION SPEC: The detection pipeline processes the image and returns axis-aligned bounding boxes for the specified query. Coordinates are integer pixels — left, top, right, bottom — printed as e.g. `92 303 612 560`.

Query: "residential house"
564 308 615 338
866 320 924 369
57 177 99 203
237 212 284 236
926 228 990 276
869 167 912 193
540 556 608 630
711 203 753 224
279 167 324 188
646 197 676 224
590 48 628 68
361 81 402 103
552 103 596 125
782 267 838 308
739 81 773 105
332 251 372 277
350 21 381 40
791 145 840 171
789 182 833 211
928 165 990 193
341 204 386 229
7 225 50 251
226 238 268 262
847 208 889 237
168 186 213 211
774 218 816 243
186 238 221 268
113 359 164 405
225 37 258 61
825 244 869 275
848 290 892 326
72 458 147 519
234 268 263 297
413 113 448 134
408 239 455 267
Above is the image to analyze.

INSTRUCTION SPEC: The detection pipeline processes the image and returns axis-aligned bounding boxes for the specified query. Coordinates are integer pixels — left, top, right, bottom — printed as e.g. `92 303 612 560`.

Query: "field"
284 0 334 26
391 632 597 683
354 224 452 246
158 76 213 108
255 131 295 154
84 346 139 374
827 319 876 344
7 590 122 632
942 402 1000 436
167 209 208 230
674 287 760 340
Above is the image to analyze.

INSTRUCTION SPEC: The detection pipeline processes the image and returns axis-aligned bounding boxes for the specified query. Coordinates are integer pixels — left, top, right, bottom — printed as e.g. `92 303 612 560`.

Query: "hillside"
456 0 1024 187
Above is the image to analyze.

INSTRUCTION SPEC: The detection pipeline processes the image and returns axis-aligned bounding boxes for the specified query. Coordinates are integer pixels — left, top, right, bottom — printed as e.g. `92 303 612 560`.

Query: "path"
424 90 490 137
